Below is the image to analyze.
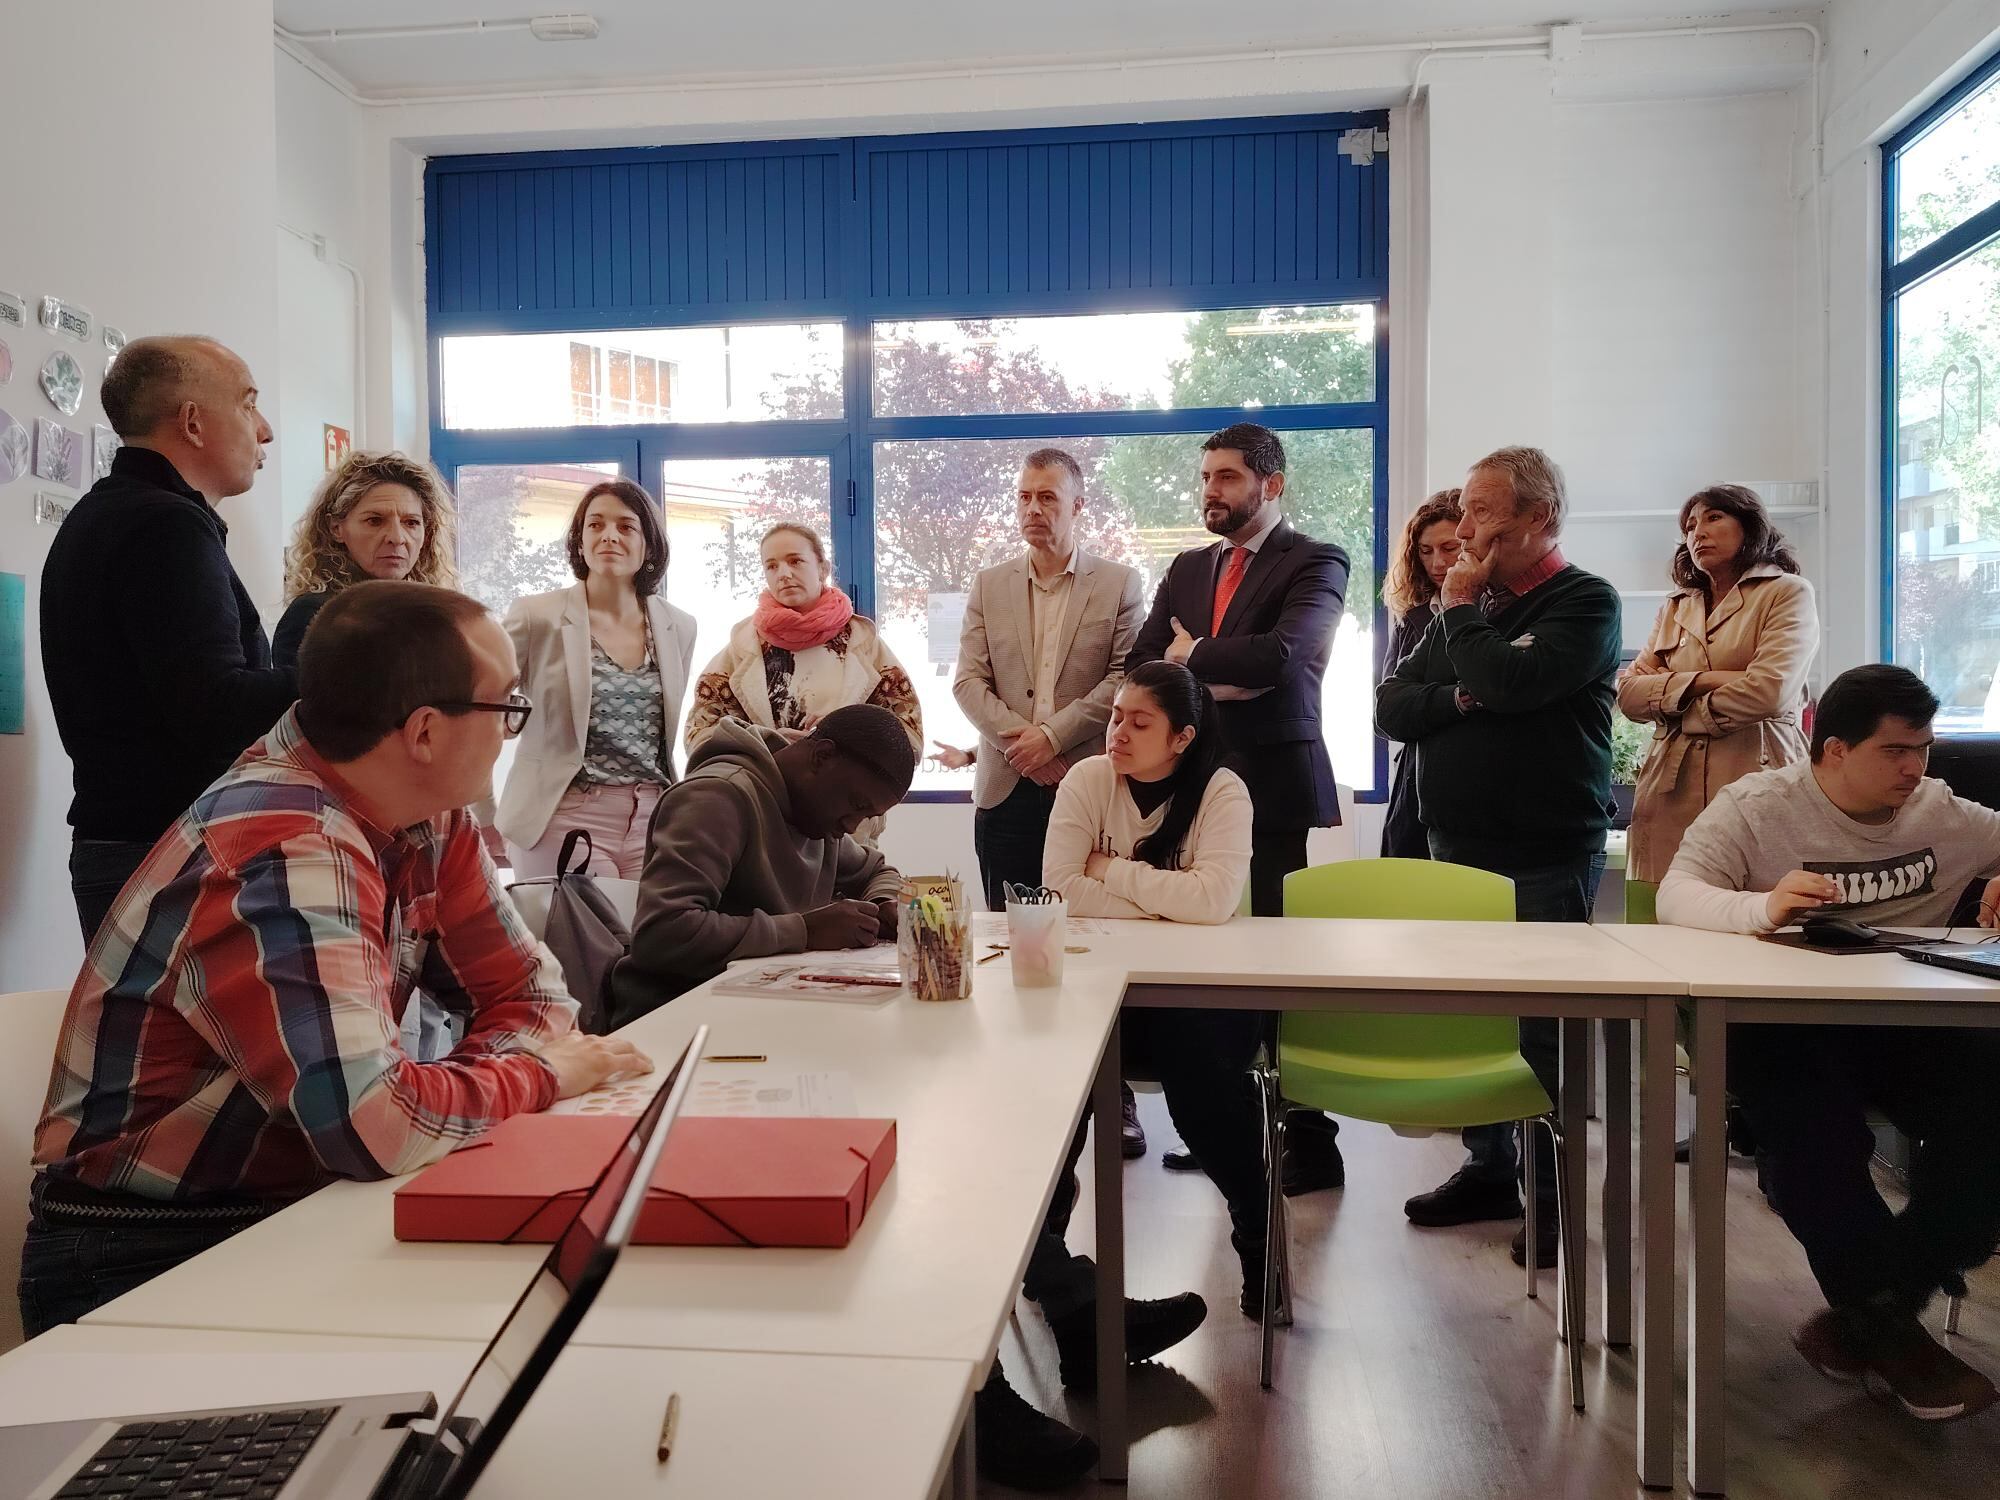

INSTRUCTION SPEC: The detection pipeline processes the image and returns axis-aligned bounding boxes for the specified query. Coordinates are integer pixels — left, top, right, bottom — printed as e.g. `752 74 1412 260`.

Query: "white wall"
275 47 367 546
0 0 282 994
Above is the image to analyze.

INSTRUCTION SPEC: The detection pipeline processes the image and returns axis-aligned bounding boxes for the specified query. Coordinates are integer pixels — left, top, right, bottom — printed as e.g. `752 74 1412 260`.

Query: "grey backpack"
537 829 631 1034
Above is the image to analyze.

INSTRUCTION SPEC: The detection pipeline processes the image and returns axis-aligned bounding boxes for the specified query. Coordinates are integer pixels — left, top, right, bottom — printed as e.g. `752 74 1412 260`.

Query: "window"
1885 50 2000 731
871 428 1376 793
440 322 840 429
427 116 1389 800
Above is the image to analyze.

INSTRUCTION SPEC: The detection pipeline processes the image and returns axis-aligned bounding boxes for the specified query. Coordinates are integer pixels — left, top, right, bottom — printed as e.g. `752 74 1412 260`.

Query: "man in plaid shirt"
22 582 650 1337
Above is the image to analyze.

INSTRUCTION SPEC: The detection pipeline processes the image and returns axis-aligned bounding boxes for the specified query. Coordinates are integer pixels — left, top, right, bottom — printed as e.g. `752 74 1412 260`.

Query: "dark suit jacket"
1129 517 1350 830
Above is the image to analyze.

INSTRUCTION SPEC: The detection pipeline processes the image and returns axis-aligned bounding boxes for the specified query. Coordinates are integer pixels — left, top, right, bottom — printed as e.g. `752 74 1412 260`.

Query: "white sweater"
1042 756 1253 924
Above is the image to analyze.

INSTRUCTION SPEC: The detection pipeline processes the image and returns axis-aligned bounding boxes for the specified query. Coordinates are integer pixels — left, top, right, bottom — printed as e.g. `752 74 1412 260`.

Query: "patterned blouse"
572 632 670 789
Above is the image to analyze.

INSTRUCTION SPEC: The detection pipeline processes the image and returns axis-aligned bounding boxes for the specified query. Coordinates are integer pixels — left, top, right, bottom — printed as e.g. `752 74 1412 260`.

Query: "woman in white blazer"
493 479 696 879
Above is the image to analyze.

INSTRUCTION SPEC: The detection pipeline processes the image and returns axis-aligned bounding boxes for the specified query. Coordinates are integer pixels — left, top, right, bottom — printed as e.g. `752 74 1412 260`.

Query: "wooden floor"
988 1091 2000 1499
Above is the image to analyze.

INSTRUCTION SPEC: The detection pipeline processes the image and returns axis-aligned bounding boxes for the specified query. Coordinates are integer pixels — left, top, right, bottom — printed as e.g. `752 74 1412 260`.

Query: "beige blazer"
1618 566 1819 883
952 550 1146 810
492 583 698 848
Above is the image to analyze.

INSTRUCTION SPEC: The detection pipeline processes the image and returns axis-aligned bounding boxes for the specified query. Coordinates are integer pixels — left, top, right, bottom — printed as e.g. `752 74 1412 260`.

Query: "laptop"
3 1024 708 1500
1895 938 2000 980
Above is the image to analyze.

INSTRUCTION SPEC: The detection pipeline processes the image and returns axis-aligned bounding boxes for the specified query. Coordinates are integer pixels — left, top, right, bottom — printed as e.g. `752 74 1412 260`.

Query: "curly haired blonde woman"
274 451 459 668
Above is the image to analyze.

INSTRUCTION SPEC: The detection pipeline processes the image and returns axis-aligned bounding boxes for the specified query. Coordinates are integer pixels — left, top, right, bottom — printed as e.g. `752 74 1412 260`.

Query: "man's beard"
1202 498 1260 537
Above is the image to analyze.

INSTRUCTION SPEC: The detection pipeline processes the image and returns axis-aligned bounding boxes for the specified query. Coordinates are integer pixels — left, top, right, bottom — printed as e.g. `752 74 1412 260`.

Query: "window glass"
439 323 842 429
1890 239 2000 728
455 461 623 615
873 305 1376 418
869 430 1376 793
1897 70 2000 263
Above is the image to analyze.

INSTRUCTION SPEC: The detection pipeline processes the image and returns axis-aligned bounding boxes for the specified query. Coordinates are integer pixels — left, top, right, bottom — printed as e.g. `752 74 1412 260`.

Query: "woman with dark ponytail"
1041 659 1272 1319
1044 659 1252 922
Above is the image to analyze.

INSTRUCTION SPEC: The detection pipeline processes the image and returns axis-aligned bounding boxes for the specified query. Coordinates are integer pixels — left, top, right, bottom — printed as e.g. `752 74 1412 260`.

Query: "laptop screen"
414 1025 706 1500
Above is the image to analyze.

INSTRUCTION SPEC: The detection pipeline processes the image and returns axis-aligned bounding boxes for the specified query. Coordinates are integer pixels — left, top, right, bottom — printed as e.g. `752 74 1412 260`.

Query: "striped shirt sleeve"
178 827 562 1181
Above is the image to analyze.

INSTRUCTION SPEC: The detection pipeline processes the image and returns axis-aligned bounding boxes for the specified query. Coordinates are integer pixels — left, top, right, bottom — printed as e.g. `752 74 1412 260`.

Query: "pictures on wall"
92 423 116 481
33 418 82 488
38 349 83 416
0 292 23 331
0 338 11 385
0 409 28 484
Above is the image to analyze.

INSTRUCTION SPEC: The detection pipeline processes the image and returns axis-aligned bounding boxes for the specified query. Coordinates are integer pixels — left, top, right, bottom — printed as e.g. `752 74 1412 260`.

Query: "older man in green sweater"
1375 445 1622 1268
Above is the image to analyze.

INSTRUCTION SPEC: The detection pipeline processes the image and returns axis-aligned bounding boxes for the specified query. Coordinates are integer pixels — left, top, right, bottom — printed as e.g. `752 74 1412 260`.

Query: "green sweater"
1374 564 1621 866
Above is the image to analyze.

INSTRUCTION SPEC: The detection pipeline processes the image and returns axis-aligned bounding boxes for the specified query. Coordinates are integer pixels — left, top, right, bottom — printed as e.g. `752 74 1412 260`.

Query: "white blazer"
493 583 697 848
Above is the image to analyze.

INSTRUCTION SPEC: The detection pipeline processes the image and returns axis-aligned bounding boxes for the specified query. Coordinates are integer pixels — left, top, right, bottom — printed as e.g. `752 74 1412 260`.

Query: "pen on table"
657 1391 680 1463
798 972 902 987
706 1053 767 1063
976 945 1007 965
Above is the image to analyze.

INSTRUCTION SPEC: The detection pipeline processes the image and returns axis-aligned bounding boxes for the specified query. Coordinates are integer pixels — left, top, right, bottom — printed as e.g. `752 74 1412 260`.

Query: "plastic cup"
1004 899 1068 987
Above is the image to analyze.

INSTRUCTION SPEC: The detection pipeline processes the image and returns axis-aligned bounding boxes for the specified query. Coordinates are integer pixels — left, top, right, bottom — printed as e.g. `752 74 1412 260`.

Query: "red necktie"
1211 547 1249 635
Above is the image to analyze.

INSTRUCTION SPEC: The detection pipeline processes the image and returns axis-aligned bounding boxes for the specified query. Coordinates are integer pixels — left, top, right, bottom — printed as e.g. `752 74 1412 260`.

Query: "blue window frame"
427 113 1391 799
1882 47 2000 729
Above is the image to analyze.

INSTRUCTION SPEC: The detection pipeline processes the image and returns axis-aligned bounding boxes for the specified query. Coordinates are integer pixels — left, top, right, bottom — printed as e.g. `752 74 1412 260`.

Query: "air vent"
529 13 600 42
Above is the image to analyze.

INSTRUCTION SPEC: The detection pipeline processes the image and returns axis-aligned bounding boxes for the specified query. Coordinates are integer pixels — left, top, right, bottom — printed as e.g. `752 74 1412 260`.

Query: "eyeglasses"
434 693 534 737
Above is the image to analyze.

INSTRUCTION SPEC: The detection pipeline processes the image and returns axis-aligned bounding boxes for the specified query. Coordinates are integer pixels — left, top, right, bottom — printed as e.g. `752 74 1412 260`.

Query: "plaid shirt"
36 708 578 1204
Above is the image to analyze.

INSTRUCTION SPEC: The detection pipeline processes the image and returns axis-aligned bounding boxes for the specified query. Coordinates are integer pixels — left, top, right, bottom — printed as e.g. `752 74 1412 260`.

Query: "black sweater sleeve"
118 508 297 756
1439 577 1622 714
270 591 333 671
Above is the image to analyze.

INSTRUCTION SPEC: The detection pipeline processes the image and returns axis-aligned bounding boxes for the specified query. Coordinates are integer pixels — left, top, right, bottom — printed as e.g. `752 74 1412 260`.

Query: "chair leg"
1522 1119 1539 1301
1542 1115 1586 1412
1946 1294 1965 1337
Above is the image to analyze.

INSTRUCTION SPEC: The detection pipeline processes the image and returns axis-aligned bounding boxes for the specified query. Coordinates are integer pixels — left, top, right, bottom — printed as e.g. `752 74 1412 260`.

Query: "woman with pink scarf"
686 523 923 769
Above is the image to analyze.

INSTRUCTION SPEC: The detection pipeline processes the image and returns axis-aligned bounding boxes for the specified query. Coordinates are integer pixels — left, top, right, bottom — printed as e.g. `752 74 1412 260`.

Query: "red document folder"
393 1115 897 1248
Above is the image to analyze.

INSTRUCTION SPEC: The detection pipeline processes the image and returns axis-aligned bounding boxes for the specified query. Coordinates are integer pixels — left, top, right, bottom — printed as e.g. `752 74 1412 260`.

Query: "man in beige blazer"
955 448 1146 911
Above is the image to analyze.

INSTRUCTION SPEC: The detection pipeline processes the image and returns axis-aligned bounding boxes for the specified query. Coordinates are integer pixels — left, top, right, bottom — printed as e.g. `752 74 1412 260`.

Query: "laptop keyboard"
54 1407 334 1499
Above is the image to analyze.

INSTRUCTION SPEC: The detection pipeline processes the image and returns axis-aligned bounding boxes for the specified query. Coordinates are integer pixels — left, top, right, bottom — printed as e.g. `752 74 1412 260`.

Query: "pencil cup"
1005 898 1068 988
898 886 973 1002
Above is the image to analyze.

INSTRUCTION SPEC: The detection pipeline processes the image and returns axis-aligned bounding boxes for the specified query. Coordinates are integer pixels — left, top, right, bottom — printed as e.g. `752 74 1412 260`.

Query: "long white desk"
1599 923 2000 1497
82 967 1121 1374
1080 917 1685 1491
0 1325 972 1499
72 918 1689 1493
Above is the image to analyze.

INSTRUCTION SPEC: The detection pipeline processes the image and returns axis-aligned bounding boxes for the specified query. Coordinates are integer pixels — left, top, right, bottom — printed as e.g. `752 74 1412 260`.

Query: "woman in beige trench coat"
1619 484 1820 887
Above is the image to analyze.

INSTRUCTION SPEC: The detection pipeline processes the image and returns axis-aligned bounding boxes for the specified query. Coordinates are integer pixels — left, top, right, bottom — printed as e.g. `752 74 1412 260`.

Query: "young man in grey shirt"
1661 664 2000 1424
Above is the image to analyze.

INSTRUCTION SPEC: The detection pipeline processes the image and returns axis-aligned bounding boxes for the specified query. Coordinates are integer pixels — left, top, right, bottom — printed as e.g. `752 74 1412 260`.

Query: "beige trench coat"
1618 566 1819 883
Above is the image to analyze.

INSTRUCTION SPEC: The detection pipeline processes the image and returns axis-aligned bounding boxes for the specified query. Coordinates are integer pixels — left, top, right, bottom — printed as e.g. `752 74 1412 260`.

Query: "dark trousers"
1248 827 1310 920
1729 1024 2000 1313
1022 1007 1270 1317
18 1180 262 1339
1428 834 1606 1208
973 779 1061 912
69 837 153 945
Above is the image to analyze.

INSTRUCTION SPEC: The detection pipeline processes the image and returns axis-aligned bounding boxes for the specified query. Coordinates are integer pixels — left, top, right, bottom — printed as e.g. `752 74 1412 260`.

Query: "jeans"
972 779 1061 912
1022 1006 1270 1318
18 1181 264 1339
69 837 154 945
1728 1024 2000 1313
1428 834 1607 1208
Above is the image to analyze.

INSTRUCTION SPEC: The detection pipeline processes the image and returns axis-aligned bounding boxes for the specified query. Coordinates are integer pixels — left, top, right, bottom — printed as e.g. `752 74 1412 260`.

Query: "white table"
0 1325 972 1499
83 969 1119 1371
1599 923 2000 1496
1077 917 1686 1492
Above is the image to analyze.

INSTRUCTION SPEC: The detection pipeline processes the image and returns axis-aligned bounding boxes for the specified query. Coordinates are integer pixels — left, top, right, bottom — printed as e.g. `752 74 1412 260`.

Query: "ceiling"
275 1 1818 96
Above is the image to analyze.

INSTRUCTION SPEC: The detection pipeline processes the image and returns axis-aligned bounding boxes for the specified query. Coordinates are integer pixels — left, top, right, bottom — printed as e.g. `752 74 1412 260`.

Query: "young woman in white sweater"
1042 660 1271 1316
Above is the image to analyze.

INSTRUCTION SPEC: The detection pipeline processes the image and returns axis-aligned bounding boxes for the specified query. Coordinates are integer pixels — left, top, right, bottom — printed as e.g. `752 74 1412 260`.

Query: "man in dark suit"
1130 422 1351 1193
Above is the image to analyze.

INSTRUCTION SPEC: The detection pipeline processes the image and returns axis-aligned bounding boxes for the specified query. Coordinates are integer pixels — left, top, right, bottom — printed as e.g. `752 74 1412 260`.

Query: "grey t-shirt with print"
1665 758 2000 931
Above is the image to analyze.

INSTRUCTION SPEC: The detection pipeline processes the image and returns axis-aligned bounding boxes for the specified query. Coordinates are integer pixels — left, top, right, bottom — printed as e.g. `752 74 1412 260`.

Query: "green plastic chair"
1256 857 1584 1408
1625 877 1658 926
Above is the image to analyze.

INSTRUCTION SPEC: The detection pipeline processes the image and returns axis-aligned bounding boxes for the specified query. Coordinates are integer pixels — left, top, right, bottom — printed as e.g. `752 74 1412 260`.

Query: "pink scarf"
754 585 855 653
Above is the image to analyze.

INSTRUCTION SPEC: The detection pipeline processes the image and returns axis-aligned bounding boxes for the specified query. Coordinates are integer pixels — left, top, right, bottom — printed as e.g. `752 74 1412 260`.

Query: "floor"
987 1092 2000 1499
